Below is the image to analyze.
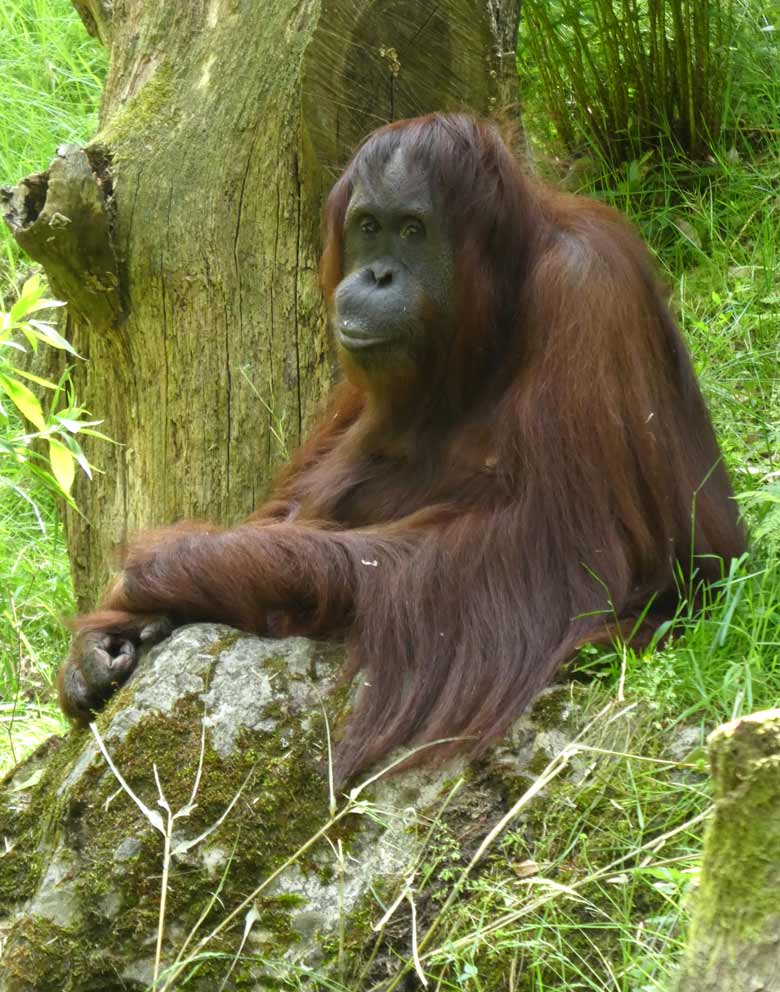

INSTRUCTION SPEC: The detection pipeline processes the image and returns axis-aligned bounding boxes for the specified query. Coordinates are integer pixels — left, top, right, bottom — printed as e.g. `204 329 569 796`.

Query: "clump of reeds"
521 0 736 163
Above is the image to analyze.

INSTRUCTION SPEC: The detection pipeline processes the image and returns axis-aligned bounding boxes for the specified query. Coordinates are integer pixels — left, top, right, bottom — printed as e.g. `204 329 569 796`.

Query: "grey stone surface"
0 624 578 991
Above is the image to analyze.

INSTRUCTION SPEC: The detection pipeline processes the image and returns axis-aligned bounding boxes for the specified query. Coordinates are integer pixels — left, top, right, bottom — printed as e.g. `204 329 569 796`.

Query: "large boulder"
0 624 589 990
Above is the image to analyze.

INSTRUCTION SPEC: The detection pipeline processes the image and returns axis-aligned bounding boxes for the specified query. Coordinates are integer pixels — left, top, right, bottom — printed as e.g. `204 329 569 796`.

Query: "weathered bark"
0 624 583 991
1 0 516 608
71 0 113 46
676 709 780 992
486 0 522 113
1 145 120 328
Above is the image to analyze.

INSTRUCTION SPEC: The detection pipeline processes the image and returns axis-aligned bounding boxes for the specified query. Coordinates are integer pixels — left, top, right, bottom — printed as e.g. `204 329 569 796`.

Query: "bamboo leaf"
80 427 113 442
22 299 66 315
0 374 47 431
28 319 80 356
13 369 58 390
56 416 103 433
21 273 41 296
48 437 77 494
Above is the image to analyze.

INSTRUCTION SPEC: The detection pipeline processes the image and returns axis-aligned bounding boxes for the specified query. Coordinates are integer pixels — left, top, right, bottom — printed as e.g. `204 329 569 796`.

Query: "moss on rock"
1 627 691 990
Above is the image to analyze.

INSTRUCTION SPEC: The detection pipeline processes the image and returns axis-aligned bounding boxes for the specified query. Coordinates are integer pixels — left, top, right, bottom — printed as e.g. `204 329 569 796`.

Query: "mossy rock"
0 625 588 991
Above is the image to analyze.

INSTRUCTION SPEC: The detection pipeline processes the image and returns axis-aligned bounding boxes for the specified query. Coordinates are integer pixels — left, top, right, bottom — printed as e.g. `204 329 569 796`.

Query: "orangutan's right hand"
56 617 172 724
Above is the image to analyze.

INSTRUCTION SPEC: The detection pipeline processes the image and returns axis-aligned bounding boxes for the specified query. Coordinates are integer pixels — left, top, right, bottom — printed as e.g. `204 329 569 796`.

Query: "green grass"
520 0 736 164
0 0 104 769
592 147 780 476
0 0 106 292
0 0 778 989
0 477 71 769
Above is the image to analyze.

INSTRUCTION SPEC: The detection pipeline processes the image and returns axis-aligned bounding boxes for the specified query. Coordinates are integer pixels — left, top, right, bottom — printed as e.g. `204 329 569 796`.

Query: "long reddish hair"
271 114 746 779
65 115 746 785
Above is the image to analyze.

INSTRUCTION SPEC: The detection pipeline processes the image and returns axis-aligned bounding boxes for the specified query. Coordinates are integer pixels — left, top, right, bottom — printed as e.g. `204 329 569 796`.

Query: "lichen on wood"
676 709 780 992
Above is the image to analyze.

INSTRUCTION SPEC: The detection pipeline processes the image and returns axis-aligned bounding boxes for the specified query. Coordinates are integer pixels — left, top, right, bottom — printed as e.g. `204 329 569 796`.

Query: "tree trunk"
2 0 515 607
487 0 523 113
676 709 780 992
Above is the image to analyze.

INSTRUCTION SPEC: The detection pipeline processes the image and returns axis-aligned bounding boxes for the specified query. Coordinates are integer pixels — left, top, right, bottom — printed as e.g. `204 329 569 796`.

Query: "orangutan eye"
400 219 425 239
360 216 380 236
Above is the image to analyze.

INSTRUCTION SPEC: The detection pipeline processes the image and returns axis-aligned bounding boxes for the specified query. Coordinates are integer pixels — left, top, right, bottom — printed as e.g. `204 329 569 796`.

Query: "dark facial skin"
331 150 455 370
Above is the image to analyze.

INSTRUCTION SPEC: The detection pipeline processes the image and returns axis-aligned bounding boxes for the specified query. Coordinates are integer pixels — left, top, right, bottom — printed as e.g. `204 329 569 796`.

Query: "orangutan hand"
56 616 173 723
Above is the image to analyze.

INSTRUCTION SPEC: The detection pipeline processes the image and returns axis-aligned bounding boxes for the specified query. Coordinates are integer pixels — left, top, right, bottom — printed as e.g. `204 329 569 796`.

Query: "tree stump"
1 0 519 607
676 709 780 992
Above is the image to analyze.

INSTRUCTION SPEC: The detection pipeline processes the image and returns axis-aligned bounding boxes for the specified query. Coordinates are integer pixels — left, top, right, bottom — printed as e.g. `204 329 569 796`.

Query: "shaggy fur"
59 114 746 783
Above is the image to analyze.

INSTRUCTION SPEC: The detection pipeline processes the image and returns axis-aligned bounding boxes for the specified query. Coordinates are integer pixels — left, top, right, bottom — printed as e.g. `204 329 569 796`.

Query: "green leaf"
17 325 39 352
79 427 113 442
13 368 57 390
71 443 93 479
24 462 78 510
26 298 65 312
48 437 76 494
55 431 93 480
28 319 80 356
10 280 65 323
0 374 47 431
56 416 103 433
11 769 45 792
21 273 41 297
15 299 66 318
10 277 42 322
